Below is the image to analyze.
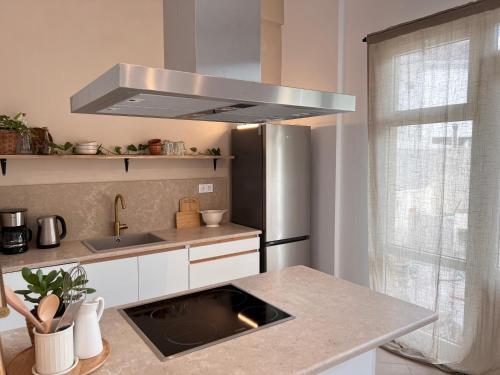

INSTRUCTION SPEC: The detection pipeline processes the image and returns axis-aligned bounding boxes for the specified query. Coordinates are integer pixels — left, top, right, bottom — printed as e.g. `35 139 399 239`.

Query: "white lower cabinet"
0 237 259 332
82 257 139 308
190 251 260 289
138 248 189 300
0 262 78 332
189 236 260 289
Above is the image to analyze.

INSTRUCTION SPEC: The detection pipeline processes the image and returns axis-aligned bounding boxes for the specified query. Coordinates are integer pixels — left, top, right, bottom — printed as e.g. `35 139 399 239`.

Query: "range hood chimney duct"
164 0 262 82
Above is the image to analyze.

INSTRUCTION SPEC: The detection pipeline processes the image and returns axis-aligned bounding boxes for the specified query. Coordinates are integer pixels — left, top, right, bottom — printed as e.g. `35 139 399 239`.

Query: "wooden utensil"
175 211 200 229
4 287 45 334
179 197 200 212
37 294 59 334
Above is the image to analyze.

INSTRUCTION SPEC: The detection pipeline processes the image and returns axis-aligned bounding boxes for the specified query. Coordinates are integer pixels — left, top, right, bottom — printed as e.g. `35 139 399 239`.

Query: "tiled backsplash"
0 178 228 241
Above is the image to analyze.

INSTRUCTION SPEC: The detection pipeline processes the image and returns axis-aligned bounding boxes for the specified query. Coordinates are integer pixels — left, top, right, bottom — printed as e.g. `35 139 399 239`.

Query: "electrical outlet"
198 184 214 193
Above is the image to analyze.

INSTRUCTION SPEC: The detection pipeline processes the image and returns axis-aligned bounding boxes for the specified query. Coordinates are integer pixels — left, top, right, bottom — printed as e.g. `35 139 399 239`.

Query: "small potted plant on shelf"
15 267 96 344
125 144 148 155
48 141 74 155
0 113 31 155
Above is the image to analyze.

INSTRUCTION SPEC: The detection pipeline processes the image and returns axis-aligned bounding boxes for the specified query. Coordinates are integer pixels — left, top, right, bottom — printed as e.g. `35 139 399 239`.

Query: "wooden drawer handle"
190 249 258 264
190 235 259 248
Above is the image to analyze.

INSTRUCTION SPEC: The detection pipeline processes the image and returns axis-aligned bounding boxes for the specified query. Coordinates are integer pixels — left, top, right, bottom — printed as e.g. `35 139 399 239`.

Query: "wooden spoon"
38 294 59 334
4 287 45 334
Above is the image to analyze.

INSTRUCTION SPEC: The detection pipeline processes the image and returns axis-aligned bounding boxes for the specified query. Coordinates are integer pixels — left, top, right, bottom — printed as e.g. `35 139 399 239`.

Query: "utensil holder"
34 321 75 375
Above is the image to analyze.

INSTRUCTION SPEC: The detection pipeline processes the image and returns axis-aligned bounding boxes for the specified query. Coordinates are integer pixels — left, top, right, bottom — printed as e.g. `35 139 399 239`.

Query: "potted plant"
0 113 31 154
15 267 96 344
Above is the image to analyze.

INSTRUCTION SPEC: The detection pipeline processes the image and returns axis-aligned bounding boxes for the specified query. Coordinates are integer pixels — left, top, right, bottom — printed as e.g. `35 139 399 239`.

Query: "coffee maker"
0 208 32 254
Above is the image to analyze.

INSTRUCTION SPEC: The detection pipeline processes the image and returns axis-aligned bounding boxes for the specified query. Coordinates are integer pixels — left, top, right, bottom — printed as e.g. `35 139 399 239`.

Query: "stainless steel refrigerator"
231 123 311 272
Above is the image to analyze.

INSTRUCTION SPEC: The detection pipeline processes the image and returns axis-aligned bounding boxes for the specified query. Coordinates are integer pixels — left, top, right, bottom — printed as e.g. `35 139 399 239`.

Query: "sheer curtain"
368 5 500 375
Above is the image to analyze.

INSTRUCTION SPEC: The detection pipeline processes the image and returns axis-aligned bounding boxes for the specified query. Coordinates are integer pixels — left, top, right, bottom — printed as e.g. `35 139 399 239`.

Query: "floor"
377 348 447 375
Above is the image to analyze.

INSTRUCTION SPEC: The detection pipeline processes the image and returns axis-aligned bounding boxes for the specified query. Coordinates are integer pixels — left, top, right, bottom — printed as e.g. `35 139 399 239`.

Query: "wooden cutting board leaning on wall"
176 197 200 229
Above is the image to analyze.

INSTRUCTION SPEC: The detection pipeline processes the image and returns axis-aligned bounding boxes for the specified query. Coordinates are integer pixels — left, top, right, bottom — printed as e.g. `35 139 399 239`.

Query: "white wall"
0 0 282 186
0 0 233 186
336 0 470 285
0 0 233 185
281 0 472 284
282 0 339 274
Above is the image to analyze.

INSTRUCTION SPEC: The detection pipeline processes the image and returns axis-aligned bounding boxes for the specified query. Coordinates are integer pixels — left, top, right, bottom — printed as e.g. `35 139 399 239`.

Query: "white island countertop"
2 266 438 374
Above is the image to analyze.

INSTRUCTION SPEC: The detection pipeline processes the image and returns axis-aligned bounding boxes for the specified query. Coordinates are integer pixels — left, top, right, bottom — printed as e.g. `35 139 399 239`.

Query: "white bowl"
76 141 98 147
75 145 98 150
200 210 227 227
75 148 98 155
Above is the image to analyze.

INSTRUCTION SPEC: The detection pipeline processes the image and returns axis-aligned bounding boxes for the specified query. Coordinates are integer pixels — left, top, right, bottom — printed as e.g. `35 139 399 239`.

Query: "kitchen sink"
82 233 168 253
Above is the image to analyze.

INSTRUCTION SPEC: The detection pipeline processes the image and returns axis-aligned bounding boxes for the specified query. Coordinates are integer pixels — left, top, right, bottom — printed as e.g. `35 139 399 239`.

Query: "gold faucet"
114 194 128 236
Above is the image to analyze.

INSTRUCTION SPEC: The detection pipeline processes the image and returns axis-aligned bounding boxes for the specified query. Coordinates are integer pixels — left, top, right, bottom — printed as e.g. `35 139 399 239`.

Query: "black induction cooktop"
120 284 293 360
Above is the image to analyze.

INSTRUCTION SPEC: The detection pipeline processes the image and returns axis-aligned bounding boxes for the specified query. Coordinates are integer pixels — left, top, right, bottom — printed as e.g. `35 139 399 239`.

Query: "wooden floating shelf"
0 154 235 175
0 154 234 160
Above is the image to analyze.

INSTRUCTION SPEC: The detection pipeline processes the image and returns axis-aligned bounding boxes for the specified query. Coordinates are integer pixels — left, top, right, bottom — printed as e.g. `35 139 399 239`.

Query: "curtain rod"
362 0 500 43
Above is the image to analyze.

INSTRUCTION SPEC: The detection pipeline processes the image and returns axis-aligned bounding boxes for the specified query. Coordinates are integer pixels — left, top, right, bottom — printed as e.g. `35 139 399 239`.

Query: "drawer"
190 251 259 289
189 236 260 261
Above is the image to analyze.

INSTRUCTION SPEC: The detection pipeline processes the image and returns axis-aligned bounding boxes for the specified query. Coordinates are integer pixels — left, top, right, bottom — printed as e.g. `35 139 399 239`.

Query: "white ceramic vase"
74 296 105 359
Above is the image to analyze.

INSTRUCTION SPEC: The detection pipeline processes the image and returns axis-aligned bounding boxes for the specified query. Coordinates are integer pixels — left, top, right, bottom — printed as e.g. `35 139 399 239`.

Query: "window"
369 6 500 370
382 37 473 349
388 121 472 261
395 40 470 111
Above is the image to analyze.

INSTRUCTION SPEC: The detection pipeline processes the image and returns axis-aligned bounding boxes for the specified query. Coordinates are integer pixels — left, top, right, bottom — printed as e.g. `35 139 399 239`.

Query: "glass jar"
173 141 186 156
18 133 33 154
163 140 174 155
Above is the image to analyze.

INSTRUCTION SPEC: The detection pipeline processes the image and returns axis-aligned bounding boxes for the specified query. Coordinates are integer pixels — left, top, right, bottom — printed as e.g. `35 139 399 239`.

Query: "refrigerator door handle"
266 235 310 247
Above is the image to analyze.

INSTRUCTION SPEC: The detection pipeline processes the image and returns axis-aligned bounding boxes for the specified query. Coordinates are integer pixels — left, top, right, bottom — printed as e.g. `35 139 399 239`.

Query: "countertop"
2 266 438 374
0 223 261 273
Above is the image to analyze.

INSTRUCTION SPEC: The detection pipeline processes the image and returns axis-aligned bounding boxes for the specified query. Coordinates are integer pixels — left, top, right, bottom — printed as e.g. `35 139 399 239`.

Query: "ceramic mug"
34 321 75 375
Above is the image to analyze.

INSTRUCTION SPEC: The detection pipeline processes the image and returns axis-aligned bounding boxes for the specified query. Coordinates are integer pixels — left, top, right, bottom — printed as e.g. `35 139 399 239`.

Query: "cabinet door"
82 257 138 308
0 262 78 332
190 251 259 289
138 248 189 300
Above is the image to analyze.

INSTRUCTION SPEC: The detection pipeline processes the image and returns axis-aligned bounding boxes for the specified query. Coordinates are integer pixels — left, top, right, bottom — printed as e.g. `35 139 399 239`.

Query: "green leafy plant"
126 144 148 154
206 147 221 156
126 144 137 153
49 141 73 154
0 113 31 136
190 147 198 153
114 146 122 155
15 267 96 315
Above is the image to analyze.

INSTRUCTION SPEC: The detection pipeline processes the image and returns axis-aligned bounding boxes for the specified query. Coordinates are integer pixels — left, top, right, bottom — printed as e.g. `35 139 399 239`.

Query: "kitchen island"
2 266 437 374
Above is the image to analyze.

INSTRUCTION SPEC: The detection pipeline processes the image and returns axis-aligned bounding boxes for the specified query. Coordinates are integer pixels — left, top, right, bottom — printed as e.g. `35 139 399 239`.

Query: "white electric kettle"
74 296 105 359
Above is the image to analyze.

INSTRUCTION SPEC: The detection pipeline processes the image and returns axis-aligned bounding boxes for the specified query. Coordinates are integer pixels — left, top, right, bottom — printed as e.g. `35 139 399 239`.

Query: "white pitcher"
74 296 105 359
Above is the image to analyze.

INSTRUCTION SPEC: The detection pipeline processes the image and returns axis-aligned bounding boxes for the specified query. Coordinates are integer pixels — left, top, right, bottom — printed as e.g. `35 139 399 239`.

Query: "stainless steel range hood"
70 0 355 123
